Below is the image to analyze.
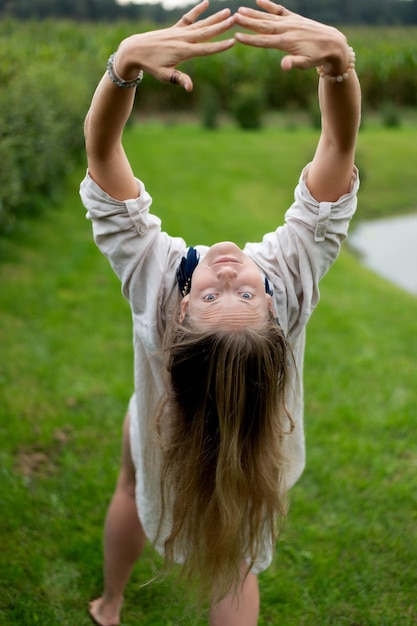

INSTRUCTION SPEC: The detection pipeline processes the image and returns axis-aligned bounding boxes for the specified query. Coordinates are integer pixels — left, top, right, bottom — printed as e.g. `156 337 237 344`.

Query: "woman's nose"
216 266 238 280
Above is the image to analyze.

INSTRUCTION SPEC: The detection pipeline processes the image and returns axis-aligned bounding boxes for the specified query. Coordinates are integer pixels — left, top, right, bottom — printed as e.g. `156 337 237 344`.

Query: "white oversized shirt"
80 164 359 572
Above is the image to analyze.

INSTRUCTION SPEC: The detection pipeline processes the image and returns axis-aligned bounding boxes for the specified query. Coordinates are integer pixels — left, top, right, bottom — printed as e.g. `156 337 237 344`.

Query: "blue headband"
177 247 273 298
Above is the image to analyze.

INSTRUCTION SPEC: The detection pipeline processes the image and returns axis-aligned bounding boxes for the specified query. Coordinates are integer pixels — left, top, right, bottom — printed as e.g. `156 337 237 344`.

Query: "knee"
117 411 137 499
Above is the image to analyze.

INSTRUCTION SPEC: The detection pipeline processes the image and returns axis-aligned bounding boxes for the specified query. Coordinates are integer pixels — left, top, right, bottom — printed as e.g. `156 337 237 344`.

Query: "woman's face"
180 242 274 329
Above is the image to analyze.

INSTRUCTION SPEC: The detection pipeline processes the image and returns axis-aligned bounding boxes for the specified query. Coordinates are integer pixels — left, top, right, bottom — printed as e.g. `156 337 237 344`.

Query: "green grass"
0 122 416 625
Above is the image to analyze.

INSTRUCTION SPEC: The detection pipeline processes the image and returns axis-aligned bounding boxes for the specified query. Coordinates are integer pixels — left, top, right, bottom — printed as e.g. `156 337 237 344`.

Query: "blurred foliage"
1 18 417 235
1 0 417 25
0 19 145 235
231 81 265 129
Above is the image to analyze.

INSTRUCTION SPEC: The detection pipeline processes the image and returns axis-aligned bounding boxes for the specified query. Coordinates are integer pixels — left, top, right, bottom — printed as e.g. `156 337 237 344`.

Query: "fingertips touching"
234 32 259 46
203 15 235 36
236 6 263 18
234 11 254 28
234 31 246 42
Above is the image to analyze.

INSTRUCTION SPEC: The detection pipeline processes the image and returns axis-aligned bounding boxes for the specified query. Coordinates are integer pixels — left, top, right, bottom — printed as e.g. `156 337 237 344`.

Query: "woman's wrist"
110 39 145 83
317 44 356 83
107 51 143 89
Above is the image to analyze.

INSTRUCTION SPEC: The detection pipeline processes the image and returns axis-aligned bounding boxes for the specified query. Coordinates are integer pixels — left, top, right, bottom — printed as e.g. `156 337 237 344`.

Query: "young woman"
80 2 361 624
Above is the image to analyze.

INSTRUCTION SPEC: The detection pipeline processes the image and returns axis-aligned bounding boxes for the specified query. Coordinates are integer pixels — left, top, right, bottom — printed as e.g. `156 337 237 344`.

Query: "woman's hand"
235 0 350 76
234 0 360 203
115 0 235 92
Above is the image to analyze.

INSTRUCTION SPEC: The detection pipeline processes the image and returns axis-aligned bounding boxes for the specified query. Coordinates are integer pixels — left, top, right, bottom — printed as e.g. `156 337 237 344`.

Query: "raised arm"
83 1 235 200
235 0 361 202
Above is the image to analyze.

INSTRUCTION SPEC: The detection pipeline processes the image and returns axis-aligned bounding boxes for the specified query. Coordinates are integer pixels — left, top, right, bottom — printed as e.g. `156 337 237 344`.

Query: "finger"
234 8 298 35
165 69 193 92
255 0 292 17
176 4 231 29
170 69 181 85
281 54 311 71
234 32 280 48
189 7 233 30
237 2 289 19
190 37 236 56
187 15 236 43
237 6 277 21
174 0 209 26
176 14 193 27
235 12 283 36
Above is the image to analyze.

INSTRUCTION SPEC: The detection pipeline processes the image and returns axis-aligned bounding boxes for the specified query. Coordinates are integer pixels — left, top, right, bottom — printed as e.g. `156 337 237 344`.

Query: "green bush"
231 81 265 130
381 101 402 128
0 19 126 235
199 85 220 130
308 97 322 130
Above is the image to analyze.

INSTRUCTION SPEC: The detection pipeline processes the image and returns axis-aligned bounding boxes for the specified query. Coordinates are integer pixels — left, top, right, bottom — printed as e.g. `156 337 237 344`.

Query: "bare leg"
89 411 147 626
209 563 260 626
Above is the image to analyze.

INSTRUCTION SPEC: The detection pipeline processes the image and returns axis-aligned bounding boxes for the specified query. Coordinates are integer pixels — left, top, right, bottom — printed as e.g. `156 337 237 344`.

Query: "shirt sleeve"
244 164 360 337
79 171 186 332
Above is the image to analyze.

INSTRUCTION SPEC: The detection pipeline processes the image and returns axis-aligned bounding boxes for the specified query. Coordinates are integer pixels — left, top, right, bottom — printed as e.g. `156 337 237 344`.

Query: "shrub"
308 97 322 130
0 20 104 235
200 85 220 130
381 101 402 128
231 82 265 130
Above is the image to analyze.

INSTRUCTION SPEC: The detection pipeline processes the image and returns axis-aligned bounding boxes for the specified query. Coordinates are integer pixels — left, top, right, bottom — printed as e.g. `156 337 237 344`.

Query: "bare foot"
88 597 122 626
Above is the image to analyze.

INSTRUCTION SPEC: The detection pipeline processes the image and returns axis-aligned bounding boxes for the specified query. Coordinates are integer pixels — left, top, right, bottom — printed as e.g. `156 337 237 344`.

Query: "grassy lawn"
0 122 416 625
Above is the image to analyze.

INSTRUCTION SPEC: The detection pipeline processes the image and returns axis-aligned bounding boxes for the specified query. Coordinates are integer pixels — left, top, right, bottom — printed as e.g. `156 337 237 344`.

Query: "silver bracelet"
316 46 356 83
107 52 143 89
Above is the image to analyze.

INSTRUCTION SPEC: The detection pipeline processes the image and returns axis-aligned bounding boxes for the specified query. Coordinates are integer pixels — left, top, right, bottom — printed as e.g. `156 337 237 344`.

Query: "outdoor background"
0 1 416 624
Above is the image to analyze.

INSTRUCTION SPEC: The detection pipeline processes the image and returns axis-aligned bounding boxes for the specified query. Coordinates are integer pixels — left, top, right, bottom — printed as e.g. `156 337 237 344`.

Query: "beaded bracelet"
316 46 356 83
107 52 143 89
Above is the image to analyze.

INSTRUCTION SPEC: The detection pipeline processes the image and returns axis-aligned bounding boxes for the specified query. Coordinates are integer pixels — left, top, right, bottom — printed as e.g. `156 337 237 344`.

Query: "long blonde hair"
154 316 293 603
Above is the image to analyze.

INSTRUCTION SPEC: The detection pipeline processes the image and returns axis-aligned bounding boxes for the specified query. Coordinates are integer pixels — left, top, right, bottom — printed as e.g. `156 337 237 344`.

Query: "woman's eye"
241 292 253 299
203 294 216 301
